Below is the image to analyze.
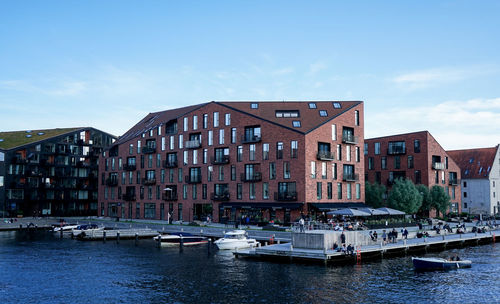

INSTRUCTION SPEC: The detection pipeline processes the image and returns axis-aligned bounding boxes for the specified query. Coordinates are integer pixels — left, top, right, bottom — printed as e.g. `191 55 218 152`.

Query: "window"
263 143 269 160
207 166 213 182
317 182 322 199
364 143 368 155
394 156 401 169
129 144 134 155
374 142 380 155
193 115 198 130
388 141 406 154
291 141 298 158
368 157 374 170
332 124 337 141
308 102 317 109
170 136 175 150
276 142 283 159
311 161 316 179
332 163 337 180
333 102 341 109
225 113 231 126
347 184 352 200
275 110 299 118
231 128 237 144
237 146 243 162
202 184 207 199
319 110 328 117
231 165 236 181
218 166 224 181
237 183 242 199
337 145 342 161
183 117 189 132
355 147 360 162
292 121 301 128
415 170 421 184
263 183 269 199
381 157 387 170
249 183 256 200
203 149 208 164
183 151 188 165
269 162 276 179
321 162 327 179
203 114 208 129
346 145 351 162
178 168 183 183
464 192 467 198
408 155 414 169
161 137 166 151
249 144 256 161
213 112 219 127
219 129 224 145
327 182 332 199
251 103 258 109
178 134 183 149
337 183 342 199
208 130 213 146
284 162 291 179
192 150 198 165
355 110 359 126
463 181 467 188
414 139 420 153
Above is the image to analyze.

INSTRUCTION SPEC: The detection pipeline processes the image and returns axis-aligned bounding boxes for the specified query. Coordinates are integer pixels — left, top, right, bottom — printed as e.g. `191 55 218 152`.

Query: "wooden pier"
233 230 499 264
75 228 158 240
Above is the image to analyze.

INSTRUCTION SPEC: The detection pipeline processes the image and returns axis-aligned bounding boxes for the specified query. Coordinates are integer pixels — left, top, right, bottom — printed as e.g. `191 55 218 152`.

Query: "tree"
416 184 432 214
387 178 422 214
365 182 386 208
430 185 451 216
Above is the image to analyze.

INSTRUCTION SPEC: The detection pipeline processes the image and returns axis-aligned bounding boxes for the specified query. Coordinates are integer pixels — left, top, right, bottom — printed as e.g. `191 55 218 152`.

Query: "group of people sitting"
332 242 355 255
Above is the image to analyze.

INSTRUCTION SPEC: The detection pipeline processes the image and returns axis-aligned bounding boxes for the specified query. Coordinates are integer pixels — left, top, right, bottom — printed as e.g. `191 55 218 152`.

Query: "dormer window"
308 103 317 109
319 110 328 117
292 121 301 127
333 102 341 109
251 103 258 109
275 110 299 118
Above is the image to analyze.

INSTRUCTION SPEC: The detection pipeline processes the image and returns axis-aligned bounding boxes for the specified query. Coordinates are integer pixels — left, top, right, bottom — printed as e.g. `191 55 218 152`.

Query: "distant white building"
447 145 500 215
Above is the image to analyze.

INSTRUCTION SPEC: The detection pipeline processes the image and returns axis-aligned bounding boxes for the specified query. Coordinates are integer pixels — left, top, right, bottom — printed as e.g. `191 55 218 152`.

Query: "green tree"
365 182 386 208
430 185 451 216
416 184 432 214
387 178 422 214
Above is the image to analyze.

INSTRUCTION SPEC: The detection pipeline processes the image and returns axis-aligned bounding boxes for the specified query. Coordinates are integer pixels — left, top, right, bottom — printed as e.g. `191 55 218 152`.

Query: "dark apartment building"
365 131 461 215
98 101 364 224
0 128 116 218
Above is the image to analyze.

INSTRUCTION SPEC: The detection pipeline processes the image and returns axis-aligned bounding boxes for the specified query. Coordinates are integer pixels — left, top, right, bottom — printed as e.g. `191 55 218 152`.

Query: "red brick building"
98 101 364 224
364 131 461 215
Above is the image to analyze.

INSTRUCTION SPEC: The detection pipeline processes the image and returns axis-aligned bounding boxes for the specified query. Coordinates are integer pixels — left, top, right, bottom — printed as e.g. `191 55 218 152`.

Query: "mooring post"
157 234 161 248
60 228 63 238
207 239 211 254
116 231 120 243
103 230 106 243
135 232 139 246
179 235 184 252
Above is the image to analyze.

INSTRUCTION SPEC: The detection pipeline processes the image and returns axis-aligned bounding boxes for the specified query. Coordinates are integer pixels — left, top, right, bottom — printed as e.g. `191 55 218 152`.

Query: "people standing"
382 230 387 245
341 231 346 245
299 217 305 233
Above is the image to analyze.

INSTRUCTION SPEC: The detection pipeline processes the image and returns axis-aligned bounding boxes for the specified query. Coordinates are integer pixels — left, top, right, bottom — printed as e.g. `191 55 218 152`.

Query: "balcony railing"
122 193 136 201
274 191 298 201
142 178 157 185
210 155 230 165
316 151 335 161
449 179 459 185
240 172 262 182
185 175 202 184
163 160 178 168
343 173 359 182
162 192 178 201
387 147 406 155
142 146 156 154
211 192 230 201
185 140 201 149
432 162 445 170
106 178 118 187
342 134 359 144
241 135 262 144
124 164 137 171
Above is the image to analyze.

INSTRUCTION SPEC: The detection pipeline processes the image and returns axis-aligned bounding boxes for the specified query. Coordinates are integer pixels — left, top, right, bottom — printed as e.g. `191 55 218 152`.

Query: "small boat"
71 224 104 237
153 232 208 246
53 224 79 232
412 257 472 270
214 230 259 250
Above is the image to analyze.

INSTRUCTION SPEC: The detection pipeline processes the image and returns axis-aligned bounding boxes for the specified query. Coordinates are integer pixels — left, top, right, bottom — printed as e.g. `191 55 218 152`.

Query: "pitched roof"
218 101 362 134
115 103 207 145
0 128 81 150
365 130 429 141
447 147 498 179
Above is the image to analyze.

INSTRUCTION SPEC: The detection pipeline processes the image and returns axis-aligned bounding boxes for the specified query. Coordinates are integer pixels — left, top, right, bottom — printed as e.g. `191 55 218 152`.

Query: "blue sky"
1 1 499 149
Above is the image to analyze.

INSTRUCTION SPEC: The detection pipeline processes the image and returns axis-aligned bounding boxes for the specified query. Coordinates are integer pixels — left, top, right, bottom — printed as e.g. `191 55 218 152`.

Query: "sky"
1 1 499 150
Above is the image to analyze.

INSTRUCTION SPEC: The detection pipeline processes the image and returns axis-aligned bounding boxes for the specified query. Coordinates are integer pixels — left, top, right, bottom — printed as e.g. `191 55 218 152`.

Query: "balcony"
240 172 262 182
211 192 230 201
274 191 298 201
76 161 90 168
185 175 202 184
122 193 136 201
343 173 359 182
162 192 178 201
211 155 230 165
432 162 445 170
387 147 406 155
142 146 156 154
185 140 201 149
449 179 459 185
124 164 137 171
316 151 335 161
342 134 359 144
106 178 118 187
163 160 178 168
241 135 262 144
142 178 157 185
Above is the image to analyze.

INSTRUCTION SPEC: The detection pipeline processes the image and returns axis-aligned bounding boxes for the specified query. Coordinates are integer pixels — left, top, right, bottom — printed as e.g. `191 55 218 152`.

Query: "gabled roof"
0 128 81 150
218 101 362 134
115 103 208 145
447 147 498 179
365 130 429 141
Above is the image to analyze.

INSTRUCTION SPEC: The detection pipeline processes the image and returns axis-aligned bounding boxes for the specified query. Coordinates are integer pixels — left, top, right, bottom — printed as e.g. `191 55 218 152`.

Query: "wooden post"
180 235 184 252
135 233 139 246
103 230 106 243
116 231 120 243
156 234 162 248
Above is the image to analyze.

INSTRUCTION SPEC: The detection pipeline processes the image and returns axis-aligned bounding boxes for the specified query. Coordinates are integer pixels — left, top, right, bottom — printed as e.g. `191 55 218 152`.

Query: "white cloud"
366 97 500 149
308 62 327 75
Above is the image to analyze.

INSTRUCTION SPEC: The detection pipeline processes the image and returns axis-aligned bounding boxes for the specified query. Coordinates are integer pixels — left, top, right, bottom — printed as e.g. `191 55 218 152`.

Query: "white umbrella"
358 207 389 216
327 208 371 217
376 207 405 215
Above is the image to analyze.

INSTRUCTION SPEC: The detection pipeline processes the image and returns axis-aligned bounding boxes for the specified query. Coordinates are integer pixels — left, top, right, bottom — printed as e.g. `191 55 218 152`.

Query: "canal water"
1 231 498 304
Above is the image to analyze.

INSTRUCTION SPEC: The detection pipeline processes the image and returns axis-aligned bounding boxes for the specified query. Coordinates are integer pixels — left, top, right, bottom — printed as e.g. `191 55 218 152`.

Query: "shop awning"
218 202 304 210
308 202 368 211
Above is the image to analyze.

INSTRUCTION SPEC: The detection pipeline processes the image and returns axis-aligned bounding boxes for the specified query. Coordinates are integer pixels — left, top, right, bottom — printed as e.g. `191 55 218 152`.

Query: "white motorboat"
71 224 104 237
214 230 259 250
53 224 79 233
412 257 472 270
153 232 208 246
